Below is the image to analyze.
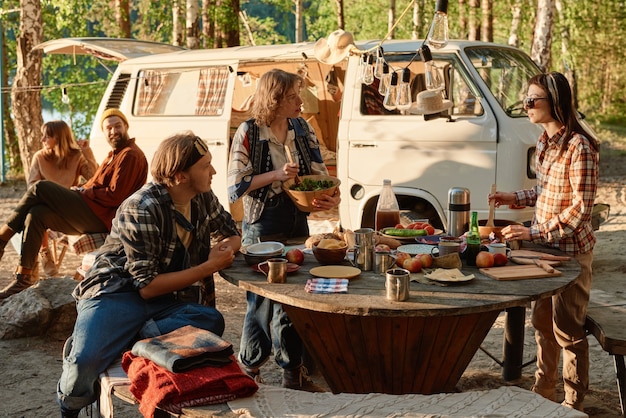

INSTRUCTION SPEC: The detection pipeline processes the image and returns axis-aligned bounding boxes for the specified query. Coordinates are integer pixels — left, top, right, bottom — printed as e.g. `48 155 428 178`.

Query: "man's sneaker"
0 273 36 301
282 366 326 392
40 248 59 277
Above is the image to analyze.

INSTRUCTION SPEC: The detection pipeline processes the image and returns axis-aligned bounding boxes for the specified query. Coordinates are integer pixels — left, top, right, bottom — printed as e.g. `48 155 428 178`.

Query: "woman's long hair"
42 120 81 169
251 69 302 127
528 72 599 154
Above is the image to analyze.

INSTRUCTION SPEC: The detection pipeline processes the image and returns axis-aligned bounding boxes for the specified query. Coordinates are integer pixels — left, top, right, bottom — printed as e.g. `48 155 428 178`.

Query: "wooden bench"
586 288 626 416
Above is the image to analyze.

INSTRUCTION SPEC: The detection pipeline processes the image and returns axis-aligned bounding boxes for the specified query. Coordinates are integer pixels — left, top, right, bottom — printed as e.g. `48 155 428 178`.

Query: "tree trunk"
480 0 492 42
223 0 240 47
508 0 522 47
172 0 184 46
334 0 344 30
468 0 480 41
530 0 554 72
295 0 303 43
388 0 396 39
555 0 577 107
186 0 200 49
11 0 43 175
2 23 20 176
458 0 467 39
115 0 131 37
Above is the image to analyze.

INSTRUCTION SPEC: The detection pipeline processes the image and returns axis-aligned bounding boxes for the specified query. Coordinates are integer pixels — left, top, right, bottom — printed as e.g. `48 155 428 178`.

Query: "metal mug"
374 251 396 274
385 268 410 302
258 258 288 283
352 228 374 271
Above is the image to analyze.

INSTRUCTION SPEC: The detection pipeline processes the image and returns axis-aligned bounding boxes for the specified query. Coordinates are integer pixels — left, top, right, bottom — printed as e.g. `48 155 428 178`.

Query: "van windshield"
465 46 541 117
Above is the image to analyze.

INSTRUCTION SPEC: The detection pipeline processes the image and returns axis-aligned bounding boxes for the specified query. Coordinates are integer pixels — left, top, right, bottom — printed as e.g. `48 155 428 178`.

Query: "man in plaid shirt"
490 72 599 412
57 133 241 418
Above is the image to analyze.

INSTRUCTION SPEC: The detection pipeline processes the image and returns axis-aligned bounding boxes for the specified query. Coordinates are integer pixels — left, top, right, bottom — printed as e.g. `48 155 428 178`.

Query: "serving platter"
380 228 443 241
309 265 361 279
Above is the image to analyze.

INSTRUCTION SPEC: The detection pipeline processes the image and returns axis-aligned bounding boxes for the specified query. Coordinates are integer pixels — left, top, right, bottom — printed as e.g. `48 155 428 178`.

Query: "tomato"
413 222 426 230
394 224 404 229
424 225 435 235
406 222 419 230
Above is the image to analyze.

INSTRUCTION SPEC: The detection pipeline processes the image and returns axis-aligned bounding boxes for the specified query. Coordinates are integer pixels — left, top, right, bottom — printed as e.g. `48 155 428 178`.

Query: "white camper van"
38 38 545 232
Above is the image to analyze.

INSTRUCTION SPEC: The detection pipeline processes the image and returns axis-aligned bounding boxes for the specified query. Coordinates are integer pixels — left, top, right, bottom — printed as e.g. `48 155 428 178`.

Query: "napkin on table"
305 278 349 294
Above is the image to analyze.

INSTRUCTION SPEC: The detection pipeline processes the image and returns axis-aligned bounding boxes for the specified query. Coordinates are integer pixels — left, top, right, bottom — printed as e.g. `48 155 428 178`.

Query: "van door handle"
205 141 225 146
351 143 377 148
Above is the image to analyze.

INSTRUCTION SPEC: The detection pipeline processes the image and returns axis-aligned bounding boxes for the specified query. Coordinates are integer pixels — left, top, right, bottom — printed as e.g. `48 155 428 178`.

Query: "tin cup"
258 258 288 283
385 268 410 302
374 252 396 274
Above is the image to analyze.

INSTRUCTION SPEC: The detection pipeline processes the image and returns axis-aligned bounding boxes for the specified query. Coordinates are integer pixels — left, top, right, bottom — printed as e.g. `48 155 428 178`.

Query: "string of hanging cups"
313 0 450 115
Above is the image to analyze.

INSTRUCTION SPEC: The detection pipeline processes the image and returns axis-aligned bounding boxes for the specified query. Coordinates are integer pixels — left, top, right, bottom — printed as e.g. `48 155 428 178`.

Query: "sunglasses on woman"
523 97 548 108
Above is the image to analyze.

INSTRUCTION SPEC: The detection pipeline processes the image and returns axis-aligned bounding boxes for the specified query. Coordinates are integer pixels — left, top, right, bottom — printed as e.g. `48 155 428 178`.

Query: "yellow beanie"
100 108 129 128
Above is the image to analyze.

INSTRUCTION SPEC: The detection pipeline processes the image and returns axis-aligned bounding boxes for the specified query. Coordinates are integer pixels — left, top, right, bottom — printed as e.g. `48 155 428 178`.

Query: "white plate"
309 265 361 279
246 241 285 255
396 244 435 256
426 274 475 283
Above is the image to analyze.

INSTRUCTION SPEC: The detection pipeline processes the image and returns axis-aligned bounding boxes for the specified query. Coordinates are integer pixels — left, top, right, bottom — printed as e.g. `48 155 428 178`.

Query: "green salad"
289 178 335 191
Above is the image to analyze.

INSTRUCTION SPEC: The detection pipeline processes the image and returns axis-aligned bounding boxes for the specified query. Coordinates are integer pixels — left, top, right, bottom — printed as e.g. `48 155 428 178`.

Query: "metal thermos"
447 187 470 237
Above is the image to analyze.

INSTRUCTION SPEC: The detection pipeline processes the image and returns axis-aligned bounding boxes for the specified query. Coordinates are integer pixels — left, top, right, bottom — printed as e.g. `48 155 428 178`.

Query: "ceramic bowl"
312 242 348 265
240 247 285 266
245 241 285 256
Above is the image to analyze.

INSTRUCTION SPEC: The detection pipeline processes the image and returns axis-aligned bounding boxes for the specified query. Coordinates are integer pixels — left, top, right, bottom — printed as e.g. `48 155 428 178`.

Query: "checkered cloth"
68 233 108 255
305 278 349 294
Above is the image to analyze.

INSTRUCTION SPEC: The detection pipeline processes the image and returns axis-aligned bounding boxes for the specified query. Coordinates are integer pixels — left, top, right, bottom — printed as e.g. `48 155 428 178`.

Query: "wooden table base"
285 305 501 395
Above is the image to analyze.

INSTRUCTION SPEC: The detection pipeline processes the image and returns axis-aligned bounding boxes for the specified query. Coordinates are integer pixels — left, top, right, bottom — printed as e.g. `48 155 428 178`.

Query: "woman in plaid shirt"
490 72 599 411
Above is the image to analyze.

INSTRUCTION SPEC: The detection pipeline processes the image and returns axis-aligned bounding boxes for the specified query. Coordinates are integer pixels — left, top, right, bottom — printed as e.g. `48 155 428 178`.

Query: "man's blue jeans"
57 291 225 412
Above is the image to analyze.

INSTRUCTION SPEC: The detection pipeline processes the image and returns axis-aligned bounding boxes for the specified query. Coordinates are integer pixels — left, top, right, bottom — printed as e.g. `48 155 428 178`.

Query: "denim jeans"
239 193 308 370
56 290 225 412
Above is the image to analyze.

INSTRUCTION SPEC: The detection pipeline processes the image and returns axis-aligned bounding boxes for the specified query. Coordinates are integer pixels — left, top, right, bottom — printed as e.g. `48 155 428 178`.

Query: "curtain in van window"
136 70 171 115
195 67 229 116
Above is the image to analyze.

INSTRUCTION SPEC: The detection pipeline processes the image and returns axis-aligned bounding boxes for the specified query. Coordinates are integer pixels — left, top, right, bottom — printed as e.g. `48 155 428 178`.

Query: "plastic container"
375 179 400 231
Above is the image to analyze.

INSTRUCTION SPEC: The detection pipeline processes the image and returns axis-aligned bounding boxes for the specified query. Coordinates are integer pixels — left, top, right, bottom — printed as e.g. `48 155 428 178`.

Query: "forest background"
1 0 626 180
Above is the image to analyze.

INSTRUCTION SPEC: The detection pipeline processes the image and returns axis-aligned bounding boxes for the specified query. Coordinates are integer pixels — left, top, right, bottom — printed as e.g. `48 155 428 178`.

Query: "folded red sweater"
122 352 258 418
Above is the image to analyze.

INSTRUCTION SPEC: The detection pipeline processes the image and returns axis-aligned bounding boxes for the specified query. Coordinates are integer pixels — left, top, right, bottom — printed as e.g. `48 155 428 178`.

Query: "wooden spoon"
486 183 496 228
284 144 301 185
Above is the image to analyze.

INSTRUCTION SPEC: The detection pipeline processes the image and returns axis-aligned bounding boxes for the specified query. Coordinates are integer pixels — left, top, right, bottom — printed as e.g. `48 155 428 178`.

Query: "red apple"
416 253 433 268
493 253 508 266
395 251 411 267
475 251 495 268
403 257 422 273
376 244 391 252
285 248 305 265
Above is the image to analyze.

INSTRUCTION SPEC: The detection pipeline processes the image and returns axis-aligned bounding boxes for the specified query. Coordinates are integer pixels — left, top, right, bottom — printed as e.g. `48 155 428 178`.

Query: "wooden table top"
218 244 581 318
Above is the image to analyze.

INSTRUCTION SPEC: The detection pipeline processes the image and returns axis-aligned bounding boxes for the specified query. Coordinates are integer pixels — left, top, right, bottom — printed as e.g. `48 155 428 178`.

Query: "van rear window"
134 67 229 116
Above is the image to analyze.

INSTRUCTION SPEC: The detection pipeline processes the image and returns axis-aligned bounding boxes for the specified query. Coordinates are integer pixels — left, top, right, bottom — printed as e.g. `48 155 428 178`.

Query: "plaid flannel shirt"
74 182 240 300
515 127 598 255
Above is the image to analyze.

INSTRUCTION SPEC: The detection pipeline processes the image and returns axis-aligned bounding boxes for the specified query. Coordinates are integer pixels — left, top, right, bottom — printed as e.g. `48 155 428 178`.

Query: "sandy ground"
1 151 624 417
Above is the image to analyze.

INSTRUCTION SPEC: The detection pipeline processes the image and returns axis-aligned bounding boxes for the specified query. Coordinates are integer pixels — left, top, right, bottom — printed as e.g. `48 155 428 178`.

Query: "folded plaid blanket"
122 352 257 418
305 278 349 294
131 325 233 373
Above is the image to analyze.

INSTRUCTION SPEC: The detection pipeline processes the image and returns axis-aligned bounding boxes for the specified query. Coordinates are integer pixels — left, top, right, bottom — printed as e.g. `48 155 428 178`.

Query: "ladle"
284 144 301 185
486 183 496 228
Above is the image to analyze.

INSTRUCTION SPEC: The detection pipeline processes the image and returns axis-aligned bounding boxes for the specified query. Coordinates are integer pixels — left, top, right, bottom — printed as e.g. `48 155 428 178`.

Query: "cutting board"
510 250 562 266
510 250 570 261
480 264 562 280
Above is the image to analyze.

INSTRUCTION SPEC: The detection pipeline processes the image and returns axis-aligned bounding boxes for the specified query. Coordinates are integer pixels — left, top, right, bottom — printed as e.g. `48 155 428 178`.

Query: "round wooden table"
219 247 580 395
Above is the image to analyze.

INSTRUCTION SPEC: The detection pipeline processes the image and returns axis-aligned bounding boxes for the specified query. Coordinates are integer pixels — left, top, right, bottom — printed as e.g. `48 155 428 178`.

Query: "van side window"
134 67 229 116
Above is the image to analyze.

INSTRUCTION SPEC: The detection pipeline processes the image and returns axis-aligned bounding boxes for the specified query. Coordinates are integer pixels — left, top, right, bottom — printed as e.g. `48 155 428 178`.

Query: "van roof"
121 39 516 65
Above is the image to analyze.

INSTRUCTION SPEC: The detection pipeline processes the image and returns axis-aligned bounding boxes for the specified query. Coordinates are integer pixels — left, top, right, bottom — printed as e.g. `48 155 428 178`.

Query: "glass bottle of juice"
375 179 400 231
465 211 481 266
